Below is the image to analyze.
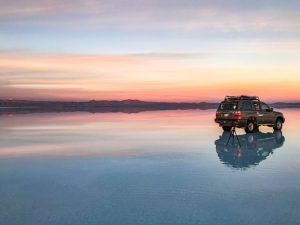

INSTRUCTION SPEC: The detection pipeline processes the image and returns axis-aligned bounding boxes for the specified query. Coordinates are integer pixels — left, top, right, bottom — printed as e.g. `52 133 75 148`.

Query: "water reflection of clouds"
0 110 214 157
0 109 297 159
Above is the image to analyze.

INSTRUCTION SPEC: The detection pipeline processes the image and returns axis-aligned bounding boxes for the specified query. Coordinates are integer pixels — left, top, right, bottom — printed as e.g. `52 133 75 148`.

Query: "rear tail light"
216 112 221 117
234 112 243 119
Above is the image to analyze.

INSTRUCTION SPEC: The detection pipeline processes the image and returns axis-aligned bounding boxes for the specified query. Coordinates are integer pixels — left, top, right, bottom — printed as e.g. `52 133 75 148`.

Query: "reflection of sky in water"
0 109 300 225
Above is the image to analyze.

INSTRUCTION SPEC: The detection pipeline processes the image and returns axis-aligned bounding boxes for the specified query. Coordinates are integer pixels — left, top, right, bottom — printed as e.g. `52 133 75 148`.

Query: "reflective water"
0 109 299 225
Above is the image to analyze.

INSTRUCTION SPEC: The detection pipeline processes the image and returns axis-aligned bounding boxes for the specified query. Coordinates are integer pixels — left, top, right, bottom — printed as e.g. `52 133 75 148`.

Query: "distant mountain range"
0 99 299 115
0 99 218 114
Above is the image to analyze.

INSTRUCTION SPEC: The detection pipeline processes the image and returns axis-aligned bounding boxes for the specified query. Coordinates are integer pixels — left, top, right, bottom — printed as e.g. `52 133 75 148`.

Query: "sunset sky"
1 0 300 102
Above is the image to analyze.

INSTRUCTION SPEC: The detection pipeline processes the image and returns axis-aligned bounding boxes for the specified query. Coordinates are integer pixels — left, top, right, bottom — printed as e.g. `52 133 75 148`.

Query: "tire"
273 118 283 130
274 131 284 144
247 134 254 144
274 130 282 140
245 120 255 133
222 126 232 131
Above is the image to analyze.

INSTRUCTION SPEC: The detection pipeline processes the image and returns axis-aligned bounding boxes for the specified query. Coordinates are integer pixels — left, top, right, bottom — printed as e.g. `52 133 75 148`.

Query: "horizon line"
1 98 300 104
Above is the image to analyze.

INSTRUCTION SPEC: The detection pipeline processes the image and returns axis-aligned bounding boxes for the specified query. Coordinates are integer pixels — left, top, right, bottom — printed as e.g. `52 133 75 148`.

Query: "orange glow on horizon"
1 52 300 102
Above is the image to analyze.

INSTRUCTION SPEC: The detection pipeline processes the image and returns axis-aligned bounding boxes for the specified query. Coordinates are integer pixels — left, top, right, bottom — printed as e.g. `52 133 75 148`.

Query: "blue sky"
1 0 300 54
1 0 300 101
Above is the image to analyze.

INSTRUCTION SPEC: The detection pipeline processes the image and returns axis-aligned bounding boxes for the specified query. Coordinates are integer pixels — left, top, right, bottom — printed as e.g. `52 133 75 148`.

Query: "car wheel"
274 131 284 144
222 126 232 131
274 130 282 139
273 118 283 130
247 134 254 144
245 120 255 133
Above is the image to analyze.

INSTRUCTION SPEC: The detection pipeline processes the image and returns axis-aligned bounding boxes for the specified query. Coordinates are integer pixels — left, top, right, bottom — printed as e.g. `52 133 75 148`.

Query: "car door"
259 102 273 124
251 100 263 124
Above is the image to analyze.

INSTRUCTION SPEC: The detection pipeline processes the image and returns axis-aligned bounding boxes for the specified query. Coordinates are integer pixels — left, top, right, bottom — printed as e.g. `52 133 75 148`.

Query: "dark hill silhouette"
0 99 299 115
0 99 218 115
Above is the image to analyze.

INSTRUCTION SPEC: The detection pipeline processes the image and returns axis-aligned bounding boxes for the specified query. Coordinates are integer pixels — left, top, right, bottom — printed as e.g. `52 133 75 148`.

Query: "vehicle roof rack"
224 95 260 101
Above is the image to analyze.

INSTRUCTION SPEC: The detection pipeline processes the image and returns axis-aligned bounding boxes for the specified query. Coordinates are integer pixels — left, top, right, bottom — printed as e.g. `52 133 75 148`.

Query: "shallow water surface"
0 109 299 225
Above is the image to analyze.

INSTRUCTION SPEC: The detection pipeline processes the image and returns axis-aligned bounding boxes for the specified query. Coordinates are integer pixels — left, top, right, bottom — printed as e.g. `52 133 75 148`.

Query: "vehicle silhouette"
215 95 285 133
214 131 285 169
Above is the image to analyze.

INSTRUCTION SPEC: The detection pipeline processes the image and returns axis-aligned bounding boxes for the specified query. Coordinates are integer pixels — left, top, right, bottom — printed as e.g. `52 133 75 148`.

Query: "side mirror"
267 108 273 112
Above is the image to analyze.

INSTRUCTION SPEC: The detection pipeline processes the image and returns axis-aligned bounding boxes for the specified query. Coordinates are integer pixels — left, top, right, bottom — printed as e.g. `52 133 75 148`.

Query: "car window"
240 101 252 111
219 101 238 110
252 101 260 111
261 102 270 111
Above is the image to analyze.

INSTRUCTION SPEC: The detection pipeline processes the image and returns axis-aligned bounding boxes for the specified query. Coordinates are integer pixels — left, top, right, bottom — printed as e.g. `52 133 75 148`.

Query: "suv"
215 96 285 133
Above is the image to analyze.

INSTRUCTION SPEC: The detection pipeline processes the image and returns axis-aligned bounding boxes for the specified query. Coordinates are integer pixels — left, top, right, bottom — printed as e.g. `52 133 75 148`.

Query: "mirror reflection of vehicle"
215 131 285 169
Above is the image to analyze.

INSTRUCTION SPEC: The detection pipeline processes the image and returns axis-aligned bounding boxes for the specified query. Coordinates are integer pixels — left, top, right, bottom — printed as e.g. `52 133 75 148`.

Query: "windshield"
218 101 238 110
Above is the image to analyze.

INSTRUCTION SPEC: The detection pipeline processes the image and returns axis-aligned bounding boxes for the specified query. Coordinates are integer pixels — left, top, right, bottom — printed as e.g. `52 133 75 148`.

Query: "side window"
252 101 260 111
241 101 252 111
260 102 270 111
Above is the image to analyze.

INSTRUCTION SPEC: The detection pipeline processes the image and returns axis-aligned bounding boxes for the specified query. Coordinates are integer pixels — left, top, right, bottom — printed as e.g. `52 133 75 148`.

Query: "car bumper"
215 118 247 128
